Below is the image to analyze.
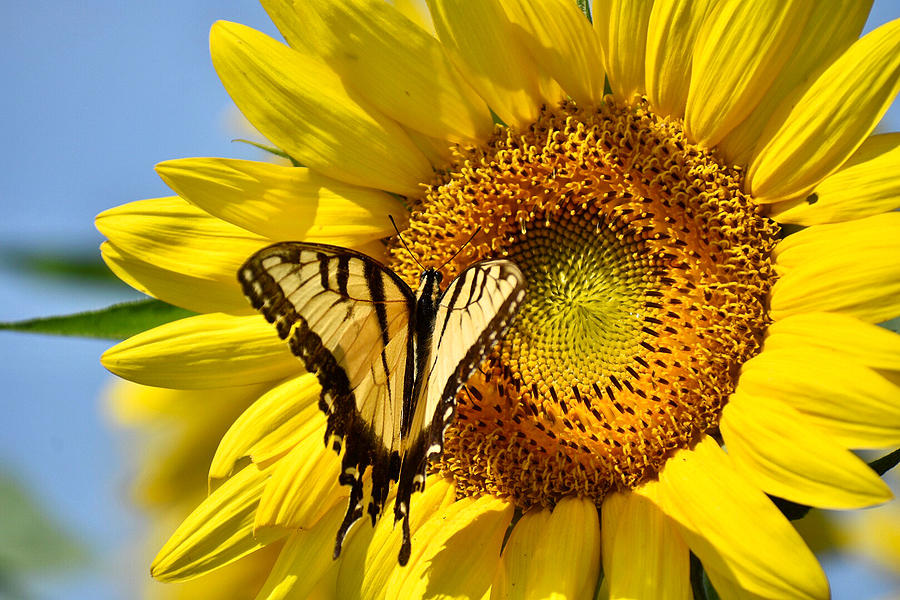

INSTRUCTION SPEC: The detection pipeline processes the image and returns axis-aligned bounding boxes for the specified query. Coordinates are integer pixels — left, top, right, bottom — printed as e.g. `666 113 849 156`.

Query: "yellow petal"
151 464 284 582
254 429 344 533
390 494 513 600
336 528 378 600
656 436 829 600
157 544 284 600
334 509 384 600
717 0 870 167
96 197 269 314
593 0 654 102
393 0 434 33
305 561 341 600
770 213 900 323
260 0 434 65
764 312 900 371
104 379 186 425
101 313 300 389
770 133 900 225
492 497 600 600
101 242 251 315
644 0 714 119
96 197 267 273
738 348 900 448
407 128 456 166
156 158 406 245
209 374 321 482
702 567 771 600
749 18 900 202
274 0 493 144
722 392 892 509
500 0 605 106
426 0 553 129
210 20 431 196
253 503 345 600
773 212 900 270
685 1 812 148
594 578 610 600
107 381 264 508
345 476 458 600
257 0 305 51
602 487 690 600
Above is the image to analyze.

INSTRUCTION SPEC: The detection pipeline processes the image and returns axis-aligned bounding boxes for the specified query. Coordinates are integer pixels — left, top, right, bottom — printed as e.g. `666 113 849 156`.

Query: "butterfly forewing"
238 242 416 550
419 260 525 454
394 259 525 564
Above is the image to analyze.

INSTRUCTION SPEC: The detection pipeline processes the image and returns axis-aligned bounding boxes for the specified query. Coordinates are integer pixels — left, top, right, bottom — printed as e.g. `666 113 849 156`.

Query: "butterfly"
238 240 525 565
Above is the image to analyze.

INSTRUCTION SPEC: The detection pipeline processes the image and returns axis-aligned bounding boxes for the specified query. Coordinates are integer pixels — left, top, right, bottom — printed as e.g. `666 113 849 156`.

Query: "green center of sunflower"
502 209 652 392
392 98 780 508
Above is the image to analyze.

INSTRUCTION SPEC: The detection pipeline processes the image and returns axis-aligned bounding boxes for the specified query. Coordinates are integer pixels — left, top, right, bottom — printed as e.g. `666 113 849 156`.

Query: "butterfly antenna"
389 215 425 271
438 226 482 271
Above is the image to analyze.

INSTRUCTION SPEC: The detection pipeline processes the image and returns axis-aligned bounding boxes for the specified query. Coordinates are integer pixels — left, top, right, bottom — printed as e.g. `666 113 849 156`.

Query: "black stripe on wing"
435 263 525 439
238 242 415 558
393 259 525 565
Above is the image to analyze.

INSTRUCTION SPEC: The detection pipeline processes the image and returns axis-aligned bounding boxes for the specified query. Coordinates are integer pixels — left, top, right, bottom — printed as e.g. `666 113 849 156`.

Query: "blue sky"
0 2 898 598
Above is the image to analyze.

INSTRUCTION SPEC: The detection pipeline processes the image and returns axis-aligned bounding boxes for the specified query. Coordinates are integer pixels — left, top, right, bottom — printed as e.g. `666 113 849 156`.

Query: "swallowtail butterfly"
239 241 524 565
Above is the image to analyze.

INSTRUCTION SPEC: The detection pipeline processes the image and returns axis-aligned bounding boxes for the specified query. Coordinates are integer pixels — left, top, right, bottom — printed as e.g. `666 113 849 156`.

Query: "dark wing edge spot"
238 243 410 560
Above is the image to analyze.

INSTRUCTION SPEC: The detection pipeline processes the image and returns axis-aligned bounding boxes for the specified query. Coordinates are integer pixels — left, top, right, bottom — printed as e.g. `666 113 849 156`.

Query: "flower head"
99 1 900 598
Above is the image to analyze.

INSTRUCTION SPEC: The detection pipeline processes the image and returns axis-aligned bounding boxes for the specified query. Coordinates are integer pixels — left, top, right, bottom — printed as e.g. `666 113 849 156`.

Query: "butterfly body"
239 242 525 565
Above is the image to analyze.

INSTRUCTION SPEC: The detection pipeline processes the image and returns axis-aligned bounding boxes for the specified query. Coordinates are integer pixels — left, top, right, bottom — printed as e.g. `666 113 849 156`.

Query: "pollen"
391 98 779 508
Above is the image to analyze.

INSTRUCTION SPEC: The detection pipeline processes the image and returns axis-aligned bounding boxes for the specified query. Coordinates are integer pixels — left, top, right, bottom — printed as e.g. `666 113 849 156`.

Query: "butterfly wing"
238 242 416 556
394 259 525 564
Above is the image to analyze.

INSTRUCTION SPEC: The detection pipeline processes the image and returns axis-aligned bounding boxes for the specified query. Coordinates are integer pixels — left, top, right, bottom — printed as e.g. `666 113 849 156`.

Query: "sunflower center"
503 209 652 393
391 98 779 508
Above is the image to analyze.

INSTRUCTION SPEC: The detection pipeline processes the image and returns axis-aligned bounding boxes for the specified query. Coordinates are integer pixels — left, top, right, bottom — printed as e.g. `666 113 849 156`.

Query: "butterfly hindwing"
238 242 416 554
394 259 525 564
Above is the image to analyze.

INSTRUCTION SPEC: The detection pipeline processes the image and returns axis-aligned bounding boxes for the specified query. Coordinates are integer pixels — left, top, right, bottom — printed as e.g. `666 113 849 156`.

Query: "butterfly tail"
393 438 429 567
334 478 364 559
398 509 412 566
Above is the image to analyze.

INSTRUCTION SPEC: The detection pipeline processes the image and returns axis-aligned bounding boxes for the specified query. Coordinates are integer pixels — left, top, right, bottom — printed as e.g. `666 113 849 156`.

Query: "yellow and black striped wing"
394 259 525 563
238 242 415 554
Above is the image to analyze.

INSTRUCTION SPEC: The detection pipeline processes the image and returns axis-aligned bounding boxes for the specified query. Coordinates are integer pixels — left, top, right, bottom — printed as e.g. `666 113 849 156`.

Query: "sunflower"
98 0 900 598
106 380 282 599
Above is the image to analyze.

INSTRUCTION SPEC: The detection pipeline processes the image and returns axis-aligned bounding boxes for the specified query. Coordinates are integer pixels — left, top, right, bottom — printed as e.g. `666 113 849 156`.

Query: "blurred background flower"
0 3 279 597
0 1 897 598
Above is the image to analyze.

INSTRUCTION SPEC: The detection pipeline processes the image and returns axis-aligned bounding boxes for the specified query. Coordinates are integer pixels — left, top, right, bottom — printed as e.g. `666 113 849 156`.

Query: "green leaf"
0 298 196 340
488 107 507 127
232 138 303 167
770 495 811 521
0 470 87 573
575 0 592 23
701 570 721 600
592 567 605 600
778 223 806 239
689 553 721 600
881 316 900 334
0 249 119 285
869 447 900 476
